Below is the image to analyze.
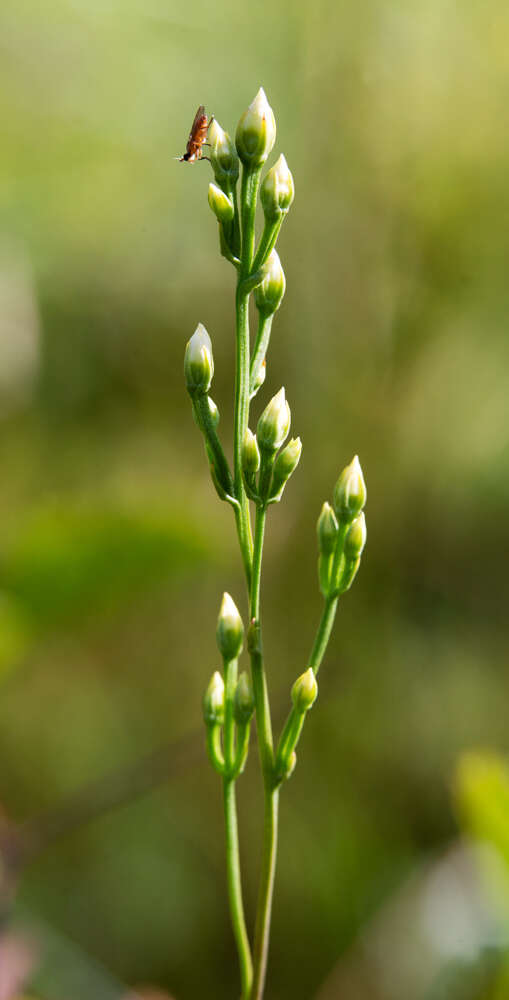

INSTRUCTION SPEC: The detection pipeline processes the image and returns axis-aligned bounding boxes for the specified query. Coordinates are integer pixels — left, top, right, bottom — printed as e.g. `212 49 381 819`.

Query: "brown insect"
178 105 213 163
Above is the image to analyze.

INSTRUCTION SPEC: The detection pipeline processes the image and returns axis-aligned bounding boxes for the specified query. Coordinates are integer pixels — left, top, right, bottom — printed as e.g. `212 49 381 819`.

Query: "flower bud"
344 512 367 560
184 323 214 395
242 428 261 475
260 154 295 221
317 502 339 556
333 455 367 523
208 182 234 225
234 672 255 725
254 250 286 316
291 667 318 714
257 387 291 452
270 437 302 497
216 592 244 661
203 671 225 726
207 396 219 428
250 358 266 398
235 87 276 167
208 120 239 184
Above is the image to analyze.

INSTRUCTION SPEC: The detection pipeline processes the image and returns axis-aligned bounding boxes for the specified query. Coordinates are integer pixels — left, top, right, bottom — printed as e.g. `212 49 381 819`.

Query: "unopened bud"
333 455 367 523
184 323 214 395
317 502 339 556
208 182 234 225
235 87 276 167
260 154 295 221
207 397 219 429
208 120 239 184
242 428 261 475
216 592 244 661
271 437 302 497
291 667 318 713
254 250 286 316
203 671 225 726
257 387 291 452
234 672 255 725
344 512 367 560
250 359 266 398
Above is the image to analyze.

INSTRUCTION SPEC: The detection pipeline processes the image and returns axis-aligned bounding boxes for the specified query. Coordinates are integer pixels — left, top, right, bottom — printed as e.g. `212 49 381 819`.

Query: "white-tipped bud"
184 323 214 396
344 511 367 560
234 672 255 725
257 387 291 452
271 437 302 497
291 668 318 713
203 671 225 726
209 120 239 184
317 502 339 557
254 250 286 317
207 397 219 428
216 592 244 661
242 428 261 475
208 182 234 225
235 87 276 167
333 455 367 523
260 154 295 221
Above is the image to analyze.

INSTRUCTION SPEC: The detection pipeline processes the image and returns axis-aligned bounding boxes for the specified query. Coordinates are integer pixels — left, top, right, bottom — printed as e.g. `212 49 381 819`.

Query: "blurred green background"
1 0 509 997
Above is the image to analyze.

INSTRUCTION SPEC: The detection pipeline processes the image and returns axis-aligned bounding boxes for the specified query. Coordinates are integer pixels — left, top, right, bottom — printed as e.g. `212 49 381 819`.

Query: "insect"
178 105 213 163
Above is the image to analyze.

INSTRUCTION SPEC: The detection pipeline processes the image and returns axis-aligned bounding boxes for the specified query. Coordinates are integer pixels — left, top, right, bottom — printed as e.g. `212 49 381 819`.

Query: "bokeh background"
1 0 509 997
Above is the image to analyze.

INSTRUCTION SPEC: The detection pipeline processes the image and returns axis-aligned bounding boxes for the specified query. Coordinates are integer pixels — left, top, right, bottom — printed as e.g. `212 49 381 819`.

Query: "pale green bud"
250 358 266 398
317 502 339 557
344 512 367 560
260 154 295 221
235 87 276 167
234 672 254 725
254 250 286 316
184 323 214 395
257 387 291 452
208 182 234 225
207 396 219 428
216 592 244 660
208 119 239 184
242 428 261 475
333 455 367 523
203 671 225 726
291 667 318 713
271 437 302 497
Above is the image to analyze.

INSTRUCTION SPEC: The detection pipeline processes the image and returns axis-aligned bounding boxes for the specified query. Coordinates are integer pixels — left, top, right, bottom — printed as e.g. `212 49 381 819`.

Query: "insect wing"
189 105 206 140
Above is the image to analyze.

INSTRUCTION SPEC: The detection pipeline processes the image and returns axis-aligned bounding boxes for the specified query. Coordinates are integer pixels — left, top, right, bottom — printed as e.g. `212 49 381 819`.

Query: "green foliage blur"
1 0 508 996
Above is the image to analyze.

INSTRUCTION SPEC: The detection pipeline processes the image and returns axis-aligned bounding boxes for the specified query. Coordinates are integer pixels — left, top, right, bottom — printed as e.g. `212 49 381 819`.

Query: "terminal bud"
254 250 286 317
184 323 214 396
242 428 261 475
260 154 295 221
257 387 291 452
291 668 318 714
234 672 255 725
203 671 225 726
216 592 244 661
208 119 239 185
317 502 339 556
270 437 302 498
208 182 234 225
333 455 367 523
344 512 367 560
235 88 276 167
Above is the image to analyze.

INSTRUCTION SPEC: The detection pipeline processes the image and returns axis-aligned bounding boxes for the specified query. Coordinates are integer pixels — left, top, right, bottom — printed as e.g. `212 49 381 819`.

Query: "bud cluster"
241 388 302 506
317 456 367 598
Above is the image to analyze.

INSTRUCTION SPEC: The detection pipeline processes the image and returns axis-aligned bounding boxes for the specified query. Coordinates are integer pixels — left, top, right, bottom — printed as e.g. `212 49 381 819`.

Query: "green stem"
308 595 338 675
251 217 283 274
223 777 253 999
234 286 253 586
250 786 279 1000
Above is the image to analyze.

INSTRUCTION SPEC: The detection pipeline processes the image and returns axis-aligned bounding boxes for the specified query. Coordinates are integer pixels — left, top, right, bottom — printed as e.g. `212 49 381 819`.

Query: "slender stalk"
234 286 253 587
249 504 279 1000
223 778 253 999
307 596 338 675
250 314 273 395
250 786 279 1000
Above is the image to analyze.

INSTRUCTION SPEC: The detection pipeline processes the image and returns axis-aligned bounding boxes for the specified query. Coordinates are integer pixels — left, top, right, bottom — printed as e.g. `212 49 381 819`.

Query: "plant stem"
250 786 279 1000
234 285 253 587
308 595 338 675
223 777 253 999
249 505 279 1000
